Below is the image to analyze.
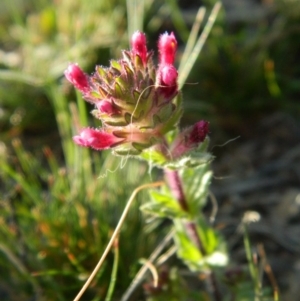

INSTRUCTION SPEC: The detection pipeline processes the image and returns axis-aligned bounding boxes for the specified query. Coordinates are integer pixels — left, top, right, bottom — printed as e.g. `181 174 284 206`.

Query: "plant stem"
206 271 222 301
164 169 189 212
185 221 206 255
164 169 205 255
164 168 222 301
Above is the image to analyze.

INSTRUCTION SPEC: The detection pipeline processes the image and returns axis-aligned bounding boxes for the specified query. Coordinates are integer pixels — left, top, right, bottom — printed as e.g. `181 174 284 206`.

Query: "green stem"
105 237 119 301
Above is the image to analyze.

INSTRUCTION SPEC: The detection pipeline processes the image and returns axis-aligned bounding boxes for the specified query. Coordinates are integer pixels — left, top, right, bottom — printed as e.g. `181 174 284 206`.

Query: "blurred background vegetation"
0 0 299 300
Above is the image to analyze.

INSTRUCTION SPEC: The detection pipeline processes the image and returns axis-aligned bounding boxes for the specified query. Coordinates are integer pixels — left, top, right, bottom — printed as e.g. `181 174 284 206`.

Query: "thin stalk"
165 0 190 42
206 271 222 301
178 2 222 89
126 0 144 39
178 7 206 75
121 229 174 301
104 237 120 301
73 181 164 301
243 223 261 300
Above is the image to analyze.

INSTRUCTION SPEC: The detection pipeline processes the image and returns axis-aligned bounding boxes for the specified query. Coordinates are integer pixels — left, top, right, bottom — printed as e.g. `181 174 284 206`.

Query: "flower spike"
65 32 182 155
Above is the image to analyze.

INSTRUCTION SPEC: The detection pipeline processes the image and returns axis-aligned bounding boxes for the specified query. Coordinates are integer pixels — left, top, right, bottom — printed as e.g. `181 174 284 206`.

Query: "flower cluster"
65 31 181 155
65 31 209 157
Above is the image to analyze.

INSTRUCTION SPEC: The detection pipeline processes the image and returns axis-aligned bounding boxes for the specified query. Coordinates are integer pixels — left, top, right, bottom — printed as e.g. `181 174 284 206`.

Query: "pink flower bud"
159 65 178 87
188 120 209 145
131 31 148 64
96 100 119 115
64 63 89 93
158 32 177 65
157 64 178 98
73 128 123 150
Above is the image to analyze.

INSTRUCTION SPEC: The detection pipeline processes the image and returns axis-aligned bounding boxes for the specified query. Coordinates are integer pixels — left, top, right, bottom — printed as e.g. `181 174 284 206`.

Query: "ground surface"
211 112 300 300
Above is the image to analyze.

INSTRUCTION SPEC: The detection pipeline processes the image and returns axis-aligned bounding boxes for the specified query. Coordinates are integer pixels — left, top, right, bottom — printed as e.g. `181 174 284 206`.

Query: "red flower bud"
131 31 148 64
64 64 89 93
189 120 209 145
170 120 209 159
158 32 177 65
73 128 123 150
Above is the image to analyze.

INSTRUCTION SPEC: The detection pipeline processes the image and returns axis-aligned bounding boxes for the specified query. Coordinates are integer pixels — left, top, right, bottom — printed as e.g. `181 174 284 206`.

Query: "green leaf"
114 81 124 99
110 60 122 72
96 65 107 78
141 190 189 219
180 165 212 215
164 151 213 170
173 219 228 271
155 103 173 122
139 148 168 166
159 104 183 135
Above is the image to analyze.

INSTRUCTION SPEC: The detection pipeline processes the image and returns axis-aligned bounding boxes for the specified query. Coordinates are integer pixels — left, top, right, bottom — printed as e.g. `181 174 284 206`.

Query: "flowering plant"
66 31 227 300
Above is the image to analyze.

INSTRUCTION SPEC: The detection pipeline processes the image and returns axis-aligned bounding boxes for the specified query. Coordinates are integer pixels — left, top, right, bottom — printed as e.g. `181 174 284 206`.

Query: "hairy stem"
164 169 189 212
164 169 206 255
164 168 222 301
